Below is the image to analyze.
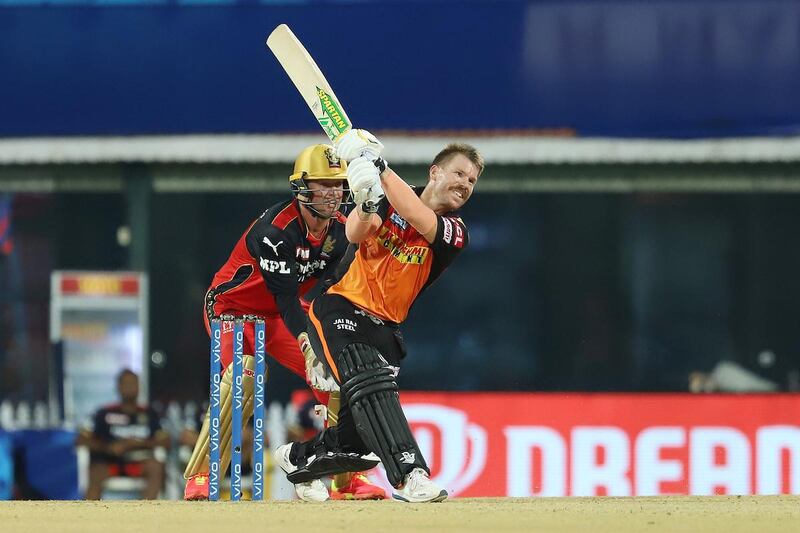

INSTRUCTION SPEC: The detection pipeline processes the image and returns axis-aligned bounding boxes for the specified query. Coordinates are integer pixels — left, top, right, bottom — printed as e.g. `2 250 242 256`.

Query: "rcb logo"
324 148 342 169
322 236 336 255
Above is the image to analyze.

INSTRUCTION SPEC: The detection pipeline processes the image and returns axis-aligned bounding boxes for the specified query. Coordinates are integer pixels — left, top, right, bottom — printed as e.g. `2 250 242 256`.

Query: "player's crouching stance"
183 144 385 502
275 129 483 502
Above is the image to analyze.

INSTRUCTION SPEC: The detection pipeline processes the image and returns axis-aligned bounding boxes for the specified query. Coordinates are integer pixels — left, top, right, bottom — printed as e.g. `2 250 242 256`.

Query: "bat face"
267 24 352 142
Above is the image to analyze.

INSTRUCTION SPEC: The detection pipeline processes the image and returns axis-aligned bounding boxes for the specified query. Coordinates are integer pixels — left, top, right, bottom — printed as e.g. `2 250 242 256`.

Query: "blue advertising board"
1 0 799 138
0 433 12 500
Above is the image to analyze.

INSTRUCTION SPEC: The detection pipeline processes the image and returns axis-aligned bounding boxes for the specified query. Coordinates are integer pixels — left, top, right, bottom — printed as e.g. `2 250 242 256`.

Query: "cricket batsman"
275 130 483 502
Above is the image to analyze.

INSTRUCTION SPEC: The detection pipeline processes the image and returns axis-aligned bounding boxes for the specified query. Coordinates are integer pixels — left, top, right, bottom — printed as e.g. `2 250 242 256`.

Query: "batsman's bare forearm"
380 169 437 242
345 206 381 243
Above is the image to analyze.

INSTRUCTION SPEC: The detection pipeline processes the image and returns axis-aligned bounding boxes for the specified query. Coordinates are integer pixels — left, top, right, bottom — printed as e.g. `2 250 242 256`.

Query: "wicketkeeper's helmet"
289 144 351 217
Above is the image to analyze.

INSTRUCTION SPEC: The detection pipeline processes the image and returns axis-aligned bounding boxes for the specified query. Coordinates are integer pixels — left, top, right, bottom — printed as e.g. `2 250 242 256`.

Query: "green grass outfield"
1 496 798 533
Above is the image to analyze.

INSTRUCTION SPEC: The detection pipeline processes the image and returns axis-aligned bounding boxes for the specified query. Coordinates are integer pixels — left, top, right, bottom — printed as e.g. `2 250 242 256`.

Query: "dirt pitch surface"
2 496 798 533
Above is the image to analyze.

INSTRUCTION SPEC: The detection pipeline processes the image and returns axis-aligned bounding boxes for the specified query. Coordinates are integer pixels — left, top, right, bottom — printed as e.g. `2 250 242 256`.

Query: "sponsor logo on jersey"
259 257 291 274
442 218 453 243
390 212 407 230
334 318 357 332
453 220 465 248
105 413 129 425
297 259 327 282
442 217 466 248
296 246 310 261
375 226 429 265
263 236 283 256
108 421 151 440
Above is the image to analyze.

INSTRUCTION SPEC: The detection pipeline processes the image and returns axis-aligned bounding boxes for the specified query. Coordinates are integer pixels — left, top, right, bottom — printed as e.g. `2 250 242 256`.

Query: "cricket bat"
267 24 352 142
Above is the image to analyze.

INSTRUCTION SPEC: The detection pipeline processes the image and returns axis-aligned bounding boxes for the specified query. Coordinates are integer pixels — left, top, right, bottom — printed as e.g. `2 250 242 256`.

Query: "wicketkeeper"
183 144 386 501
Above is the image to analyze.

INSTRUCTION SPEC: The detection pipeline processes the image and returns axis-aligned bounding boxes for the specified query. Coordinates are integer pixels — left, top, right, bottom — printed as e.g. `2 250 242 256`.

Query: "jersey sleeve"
245 224 307 338
430 215 469 261
376 195 392 222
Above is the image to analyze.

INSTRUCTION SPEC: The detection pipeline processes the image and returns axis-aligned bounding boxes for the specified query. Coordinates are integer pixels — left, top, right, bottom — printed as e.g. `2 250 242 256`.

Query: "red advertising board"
388 393 800 497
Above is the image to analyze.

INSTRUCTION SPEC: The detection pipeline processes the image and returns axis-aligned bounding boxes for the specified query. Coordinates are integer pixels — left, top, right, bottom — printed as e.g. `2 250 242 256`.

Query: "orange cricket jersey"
327 194 468 323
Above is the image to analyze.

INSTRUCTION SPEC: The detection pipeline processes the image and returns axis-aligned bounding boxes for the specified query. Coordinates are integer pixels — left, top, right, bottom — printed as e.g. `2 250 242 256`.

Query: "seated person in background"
76 369 170 499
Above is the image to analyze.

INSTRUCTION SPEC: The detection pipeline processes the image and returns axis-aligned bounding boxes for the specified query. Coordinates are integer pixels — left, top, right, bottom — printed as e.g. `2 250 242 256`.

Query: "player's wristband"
372 157 387 174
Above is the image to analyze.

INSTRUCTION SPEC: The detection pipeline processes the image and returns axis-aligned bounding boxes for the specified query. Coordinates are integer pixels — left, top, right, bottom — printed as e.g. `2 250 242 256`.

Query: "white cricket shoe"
275 443 329 502
392 468 448 503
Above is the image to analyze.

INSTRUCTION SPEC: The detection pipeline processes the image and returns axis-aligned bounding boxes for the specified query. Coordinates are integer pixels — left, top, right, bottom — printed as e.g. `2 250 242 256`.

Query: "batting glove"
347 155 381 193
336 128 384 162
354 183 385 213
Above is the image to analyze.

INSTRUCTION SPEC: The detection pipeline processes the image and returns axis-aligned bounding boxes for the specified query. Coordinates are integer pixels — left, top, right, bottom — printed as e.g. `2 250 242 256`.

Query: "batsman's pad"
327 391 340 426
287 387 380 484
341 343 424 487
286 451 381 484
183 354 257 479
327 391 355 489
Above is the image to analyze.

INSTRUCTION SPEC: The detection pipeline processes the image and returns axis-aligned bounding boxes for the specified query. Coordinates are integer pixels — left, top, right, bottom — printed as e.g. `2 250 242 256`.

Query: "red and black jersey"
205 199 348 338
326 187 468 323
90 403 162 463
92 404 162 442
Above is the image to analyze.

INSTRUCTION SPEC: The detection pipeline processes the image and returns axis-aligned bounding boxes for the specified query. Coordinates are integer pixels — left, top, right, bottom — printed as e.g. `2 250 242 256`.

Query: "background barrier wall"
399 392 800 497
2 393 798 499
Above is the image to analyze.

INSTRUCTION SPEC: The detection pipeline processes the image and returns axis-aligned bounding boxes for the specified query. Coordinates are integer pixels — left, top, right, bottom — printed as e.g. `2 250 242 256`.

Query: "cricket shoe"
184 473 209 501
392 468 448 503
275 443 329 502
330 473 387 500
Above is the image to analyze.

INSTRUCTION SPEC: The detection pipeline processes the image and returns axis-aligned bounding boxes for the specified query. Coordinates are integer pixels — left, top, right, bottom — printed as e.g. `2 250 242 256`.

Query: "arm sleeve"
430 215 469 260
245 225 307 338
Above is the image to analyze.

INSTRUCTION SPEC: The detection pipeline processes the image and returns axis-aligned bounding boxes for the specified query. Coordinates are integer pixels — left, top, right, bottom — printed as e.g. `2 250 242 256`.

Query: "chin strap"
299 199 333 220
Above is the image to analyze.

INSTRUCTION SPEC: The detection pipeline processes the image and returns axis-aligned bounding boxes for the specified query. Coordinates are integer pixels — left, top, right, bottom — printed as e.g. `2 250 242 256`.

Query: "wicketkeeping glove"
298 332 339 392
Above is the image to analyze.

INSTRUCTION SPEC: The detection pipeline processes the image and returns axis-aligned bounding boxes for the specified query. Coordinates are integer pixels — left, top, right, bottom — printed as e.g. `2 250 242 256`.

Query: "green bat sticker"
316 87 351 141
